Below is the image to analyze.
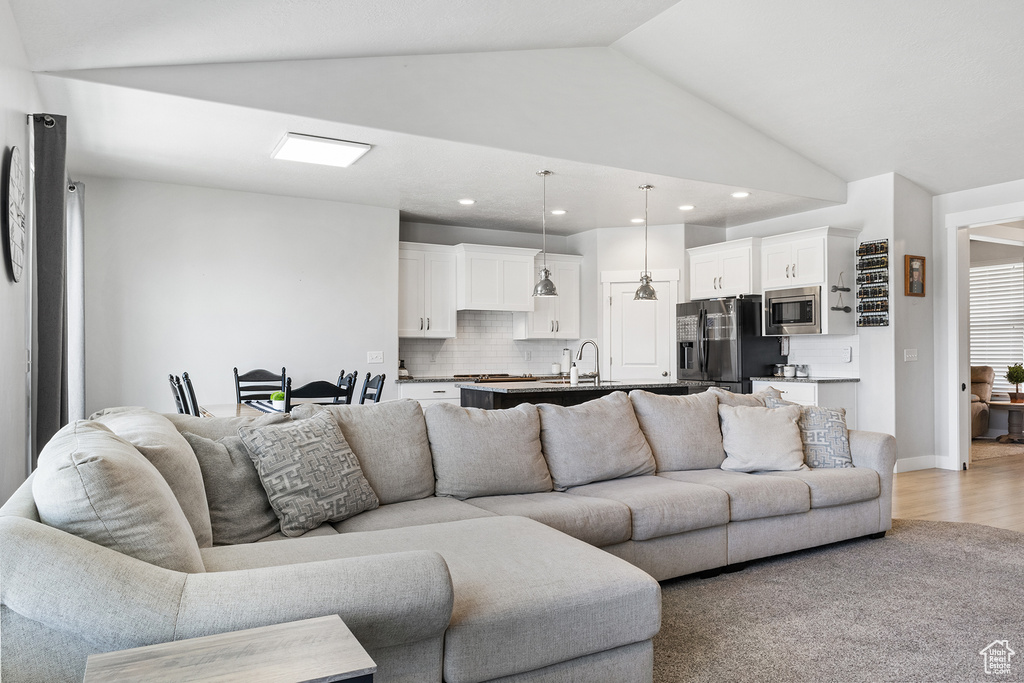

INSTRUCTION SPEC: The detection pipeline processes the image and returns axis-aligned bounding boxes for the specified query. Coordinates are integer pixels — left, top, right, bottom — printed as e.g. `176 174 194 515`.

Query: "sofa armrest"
848 430 898 532
0 516 453 653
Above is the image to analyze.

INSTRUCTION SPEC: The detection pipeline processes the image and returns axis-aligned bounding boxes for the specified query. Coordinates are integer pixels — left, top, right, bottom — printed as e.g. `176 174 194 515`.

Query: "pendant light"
634 184 657 301
533 170 558 297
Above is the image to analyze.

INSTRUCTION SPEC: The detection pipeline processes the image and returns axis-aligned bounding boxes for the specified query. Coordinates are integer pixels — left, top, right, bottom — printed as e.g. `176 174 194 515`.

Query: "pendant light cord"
644 188 649 274
542 171 548 271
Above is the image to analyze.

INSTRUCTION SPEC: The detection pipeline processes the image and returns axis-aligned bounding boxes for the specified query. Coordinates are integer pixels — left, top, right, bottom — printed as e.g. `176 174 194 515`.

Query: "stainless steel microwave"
763 286 821 335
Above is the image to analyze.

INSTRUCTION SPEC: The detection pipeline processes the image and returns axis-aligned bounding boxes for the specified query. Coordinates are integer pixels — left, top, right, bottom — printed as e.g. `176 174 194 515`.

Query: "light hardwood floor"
892 448 1024 533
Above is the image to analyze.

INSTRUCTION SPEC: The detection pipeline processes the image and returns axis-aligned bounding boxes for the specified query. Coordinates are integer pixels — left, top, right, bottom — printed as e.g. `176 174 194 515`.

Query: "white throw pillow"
719 404 808 472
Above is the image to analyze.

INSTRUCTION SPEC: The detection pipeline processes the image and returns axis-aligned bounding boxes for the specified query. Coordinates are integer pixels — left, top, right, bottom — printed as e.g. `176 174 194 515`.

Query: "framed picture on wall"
905 255 925 297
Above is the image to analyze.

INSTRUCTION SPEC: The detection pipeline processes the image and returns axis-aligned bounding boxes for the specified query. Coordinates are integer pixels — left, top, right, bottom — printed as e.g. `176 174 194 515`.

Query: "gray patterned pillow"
764 398 853 468
238 410 379 536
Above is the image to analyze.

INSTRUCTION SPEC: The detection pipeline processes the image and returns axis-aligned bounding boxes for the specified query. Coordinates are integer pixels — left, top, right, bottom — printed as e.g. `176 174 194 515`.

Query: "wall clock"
4 146 26 282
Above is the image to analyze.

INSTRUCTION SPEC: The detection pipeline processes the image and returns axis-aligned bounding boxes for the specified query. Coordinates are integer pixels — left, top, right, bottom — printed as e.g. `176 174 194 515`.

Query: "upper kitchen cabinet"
399 243 457 338
688 238 761 300
512 254 582 340
760 226 859 291
455 244 539 312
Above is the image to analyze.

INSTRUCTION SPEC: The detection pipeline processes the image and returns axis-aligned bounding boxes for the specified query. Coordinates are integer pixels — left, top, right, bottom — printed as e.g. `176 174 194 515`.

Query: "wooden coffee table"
83 615 375 682
988 401 1024 444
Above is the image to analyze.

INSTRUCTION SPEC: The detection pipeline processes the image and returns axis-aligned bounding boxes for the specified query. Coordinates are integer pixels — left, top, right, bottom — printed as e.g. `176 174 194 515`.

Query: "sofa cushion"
765 398 854 469
198 516 662 683
719 404 807 472
92 407 212 548
629 390 725 471
567 475 730 541
333 497 496 533
424 403 552 499
294 400 435 504
256 523 340 543
706 386 782 407
32 420 205 572
760 468 880 508
538 392 656 491
165 412 291 440
659 469 810 521
465 492 632 547
239 410 379 537
181 432 280 545
970 365 995 403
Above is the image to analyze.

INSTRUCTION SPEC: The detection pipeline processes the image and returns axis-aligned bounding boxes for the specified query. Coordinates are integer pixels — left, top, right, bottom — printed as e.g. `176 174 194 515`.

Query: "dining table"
199 402 278 418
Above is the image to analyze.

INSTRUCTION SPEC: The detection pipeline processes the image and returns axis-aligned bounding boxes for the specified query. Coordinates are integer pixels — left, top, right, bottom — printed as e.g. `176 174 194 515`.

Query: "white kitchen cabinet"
762 236 826 289
512 254 582 340
398 243 457 338
399 382 461 407
687 238 760 300
455 244 539 312
751 379 858 429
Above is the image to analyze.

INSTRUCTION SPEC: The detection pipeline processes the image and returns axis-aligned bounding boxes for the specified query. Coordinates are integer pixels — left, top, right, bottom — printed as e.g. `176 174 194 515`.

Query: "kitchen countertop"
456 379 699 394
749 376 860 383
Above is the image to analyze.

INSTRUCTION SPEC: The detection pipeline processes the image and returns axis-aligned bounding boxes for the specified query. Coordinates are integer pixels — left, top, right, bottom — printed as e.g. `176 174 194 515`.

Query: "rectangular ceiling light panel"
272 133 371 168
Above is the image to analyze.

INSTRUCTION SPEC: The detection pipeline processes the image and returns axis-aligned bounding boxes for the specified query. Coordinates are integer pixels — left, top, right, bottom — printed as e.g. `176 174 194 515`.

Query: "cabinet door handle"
426 317 430 330
556 320 559 332
420 317 424 330
662 371 669 377
550 320 554 332
785 264 790 278
792 263 796 277
432 390 446 394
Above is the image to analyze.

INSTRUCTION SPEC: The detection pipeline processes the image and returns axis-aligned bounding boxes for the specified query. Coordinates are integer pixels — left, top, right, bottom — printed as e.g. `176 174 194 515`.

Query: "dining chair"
234 367 286 403
284 376 354 412
359 372 386 404
335 370 358 405
168 374 187 414
180 371 200 417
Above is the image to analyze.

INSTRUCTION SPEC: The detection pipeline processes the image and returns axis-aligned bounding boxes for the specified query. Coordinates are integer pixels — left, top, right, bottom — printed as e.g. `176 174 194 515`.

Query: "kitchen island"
458 379 709 409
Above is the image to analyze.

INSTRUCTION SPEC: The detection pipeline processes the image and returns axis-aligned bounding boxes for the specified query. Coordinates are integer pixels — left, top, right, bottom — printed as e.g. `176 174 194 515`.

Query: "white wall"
400 221 572 253
83 177 399 414
970 240 1024 265
0 0 40 501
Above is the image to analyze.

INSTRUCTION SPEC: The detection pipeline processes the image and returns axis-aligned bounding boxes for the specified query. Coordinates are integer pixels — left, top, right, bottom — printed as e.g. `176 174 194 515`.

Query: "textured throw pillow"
239 410 379 536
165 412 291 441
719 404 807 472
629 390 725 471
91 406 212 548
182 432 281 544
764 397 854 468
706 386 783 407
32 420 205 572
292 399 435 504
537 392 656 491
425 402 552 499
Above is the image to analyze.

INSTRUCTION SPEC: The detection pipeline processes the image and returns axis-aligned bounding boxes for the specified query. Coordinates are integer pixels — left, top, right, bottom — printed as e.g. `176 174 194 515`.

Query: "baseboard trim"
894 456 938 473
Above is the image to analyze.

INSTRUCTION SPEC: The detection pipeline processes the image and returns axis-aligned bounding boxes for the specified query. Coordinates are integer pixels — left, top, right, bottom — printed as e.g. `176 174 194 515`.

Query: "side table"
83 615 375 683
988 401 1024 444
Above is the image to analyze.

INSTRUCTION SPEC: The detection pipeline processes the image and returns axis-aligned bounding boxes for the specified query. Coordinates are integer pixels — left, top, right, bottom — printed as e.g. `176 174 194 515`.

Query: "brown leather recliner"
971 366 995 438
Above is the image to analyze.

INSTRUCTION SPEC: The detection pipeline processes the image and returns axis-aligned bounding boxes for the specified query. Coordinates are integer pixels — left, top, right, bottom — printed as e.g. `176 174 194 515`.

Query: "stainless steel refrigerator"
676 297 785 393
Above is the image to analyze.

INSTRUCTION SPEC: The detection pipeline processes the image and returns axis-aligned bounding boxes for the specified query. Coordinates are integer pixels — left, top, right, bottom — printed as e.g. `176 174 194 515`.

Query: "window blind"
970 262 1024 392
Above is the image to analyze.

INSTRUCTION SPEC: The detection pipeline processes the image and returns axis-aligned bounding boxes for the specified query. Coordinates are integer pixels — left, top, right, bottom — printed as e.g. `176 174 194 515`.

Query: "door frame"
600 269 680 380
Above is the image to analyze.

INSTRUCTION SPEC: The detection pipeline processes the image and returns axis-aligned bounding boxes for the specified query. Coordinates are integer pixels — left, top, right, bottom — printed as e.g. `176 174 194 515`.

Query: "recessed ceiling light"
631 218 645 224
271 132 371 168
458 198 476 205
679 205 695 211
551 209 567 216
731 191 751 199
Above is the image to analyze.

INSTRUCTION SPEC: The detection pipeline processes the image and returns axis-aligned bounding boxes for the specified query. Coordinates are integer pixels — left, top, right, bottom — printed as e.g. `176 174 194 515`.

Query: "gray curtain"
33 114 68 461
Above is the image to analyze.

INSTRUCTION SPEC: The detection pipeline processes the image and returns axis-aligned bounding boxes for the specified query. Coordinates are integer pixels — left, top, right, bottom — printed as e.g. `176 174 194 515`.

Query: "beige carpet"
654 519 1024 682
971 438 1024 461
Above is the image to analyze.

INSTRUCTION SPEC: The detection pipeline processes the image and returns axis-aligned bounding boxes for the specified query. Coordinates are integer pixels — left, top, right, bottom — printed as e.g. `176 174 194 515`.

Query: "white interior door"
604 278 676 381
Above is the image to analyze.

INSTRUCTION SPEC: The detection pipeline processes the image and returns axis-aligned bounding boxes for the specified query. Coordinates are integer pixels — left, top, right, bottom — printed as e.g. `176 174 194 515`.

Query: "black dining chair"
180 371 200 417
359 372 386 404
335 370 358 405
284 376 354 412
168 374 187 414
234 367 286 403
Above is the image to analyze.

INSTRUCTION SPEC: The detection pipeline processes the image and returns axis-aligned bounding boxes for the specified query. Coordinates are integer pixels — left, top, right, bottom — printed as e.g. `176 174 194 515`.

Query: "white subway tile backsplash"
400 310 580 377
787 335 860 378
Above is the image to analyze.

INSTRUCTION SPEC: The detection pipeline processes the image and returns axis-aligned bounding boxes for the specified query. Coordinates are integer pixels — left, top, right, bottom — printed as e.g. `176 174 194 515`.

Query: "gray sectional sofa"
0 389 897 683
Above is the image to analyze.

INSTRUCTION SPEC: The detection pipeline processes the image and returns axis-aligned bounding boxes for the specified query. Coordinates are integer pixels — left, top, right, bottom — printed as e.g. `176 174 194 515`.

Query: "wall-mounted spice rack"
856 239 889 327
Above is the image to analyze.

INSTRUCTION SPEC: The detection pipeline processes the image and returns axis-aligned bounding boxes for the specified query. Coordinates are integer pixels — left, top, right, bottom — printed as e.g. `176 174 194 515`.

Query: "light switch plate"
904 348 918 362
842 346 852 363
367 351 384 364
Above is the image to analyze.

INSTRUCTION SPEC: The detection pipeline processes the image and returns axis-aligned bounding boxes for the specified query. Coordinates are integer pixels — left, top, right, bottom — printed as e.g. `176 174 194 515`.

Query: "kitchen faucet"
575 340 600 385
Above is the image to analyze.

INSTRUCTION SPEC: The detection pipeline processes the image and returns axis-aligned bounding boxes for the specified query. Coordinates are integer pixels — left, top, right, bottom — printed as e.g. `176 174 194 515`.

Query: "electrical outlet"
842 346 852 363
904 348 918 362
525 351 532 361
367 351 384 364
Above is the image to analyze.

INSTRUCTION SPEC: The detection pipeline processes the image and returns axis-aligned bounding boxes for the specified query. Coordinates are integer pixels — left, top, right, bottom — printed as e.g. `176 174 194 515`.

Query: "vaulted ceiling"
10 0 1024 234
